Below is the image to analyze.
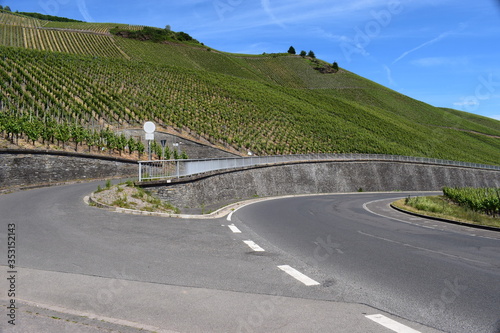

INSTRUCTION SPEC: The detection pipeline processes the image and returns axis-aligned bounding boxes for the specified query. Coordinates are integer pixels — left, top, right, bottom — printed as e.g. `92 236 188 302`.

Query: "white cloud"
234 42 274 54
392 22 468 64
261 0 286 28
77 0 94 22
203 0 409 33
311 27 349 43
411 57 468 67
383 65 396 86
453 99 479 107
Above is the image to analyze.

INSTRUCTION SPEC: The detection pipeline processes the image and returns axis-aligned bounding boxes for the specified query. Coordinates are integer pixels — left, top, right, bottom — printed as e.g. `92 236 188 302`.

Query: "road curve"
232 193 500 333
1 182 499 333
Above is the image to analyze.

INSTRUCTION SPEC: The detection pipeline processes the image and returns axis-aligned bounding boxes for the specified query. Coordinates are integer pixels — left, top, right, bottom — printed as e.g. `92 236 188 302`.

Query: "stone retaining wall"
142 160 500 213
0 150 137 189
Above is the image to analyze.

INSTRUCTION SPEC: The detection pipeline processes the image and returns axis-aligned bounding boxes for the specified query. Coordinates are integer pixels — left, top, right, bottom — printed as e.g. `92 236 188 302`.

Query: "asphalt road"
232 193 500 333
0 181 498 332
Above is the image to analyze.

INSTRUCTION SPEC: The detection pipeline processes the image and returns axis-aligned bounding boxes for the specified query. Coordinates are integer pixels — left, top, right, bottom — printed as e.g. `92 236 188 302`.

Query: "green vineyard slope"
0 11 499 164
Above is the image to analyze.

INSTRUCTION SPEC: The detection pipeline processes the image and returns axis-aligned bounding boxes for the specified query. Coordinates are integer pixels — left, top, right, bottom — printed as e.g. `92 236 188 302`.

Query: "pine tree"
287 46 296 55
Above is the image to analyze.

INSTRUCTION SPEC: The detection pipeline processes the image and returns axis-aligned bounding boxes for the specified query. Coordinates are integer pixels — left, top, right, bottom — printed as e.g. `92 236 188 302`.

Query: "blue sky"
8 0 500 121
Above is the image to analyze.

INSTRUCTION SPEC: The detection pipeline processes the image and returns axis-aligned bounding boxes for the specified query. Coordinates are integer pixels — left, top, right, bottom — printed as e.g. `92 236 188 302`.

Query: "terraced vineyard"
22 27 128 58
0 11 141 58
44 21 144 34
0 11 44 27
0 25 24 47
0 11 499 164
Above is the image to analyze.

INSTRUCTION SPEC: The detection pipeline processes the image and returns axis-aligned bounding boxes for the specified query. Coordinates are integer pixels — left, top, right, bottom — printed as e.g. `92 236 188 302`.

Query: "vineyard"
0 11 141 58
0 11 499 164
0 25 24 48
443 187 500 217
44 21 144 34
0 11 44 28
22 27 128 58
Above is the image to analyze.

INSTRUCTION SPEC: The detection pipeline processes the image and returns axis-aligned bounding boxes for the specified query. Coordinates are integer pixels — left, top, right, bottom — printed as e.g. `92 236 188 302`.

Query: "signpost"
160 139 167 160
143 121 155 160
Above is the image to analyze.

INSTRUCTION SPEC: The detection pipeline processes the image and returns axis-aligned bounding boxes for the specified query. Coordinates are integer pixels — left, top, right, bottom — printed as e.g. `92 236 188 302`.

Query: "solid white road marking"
228 224 241 233
365 314 421 333
362 198 427 227
243 240 265 252
363 198 498 241
358 231 490 266
227 210 234 221
277 265 320 286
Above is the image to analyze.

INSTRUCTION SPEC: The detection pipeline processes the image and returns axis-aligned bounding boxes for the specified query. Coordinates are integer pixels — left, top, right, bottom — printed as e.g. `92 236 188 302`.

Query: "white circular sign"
143 121 156 134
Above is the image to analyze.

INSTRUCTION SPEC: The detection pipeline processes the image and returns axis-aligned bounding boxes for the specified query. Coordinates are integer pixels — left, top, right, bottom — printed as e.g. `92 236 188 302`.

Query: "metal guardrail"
138 154 500 182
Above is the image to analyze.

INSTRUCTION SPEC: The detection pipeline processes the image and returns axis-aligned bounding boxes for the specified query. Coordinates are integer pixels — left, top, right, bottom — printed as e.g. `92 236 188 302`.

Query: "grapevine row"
0 110 145 156
0 44 499 163
0 25 24 47
44 21 144 34
0 12 43 28
21 27 127 58
443 187 500 217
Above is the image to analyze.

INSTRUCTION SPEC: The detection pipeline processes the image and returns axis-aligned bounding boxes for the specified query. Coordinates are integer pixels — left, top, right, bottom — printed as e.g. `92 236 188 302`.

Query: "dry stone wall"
143 160 500 213
0 150 137 189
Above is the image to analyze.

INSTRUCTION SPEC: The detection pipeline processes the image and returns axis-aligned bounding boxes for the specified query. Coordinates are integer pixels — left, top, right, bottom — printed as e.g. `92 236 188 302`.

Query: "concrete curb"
86 192 305 219
390 203 500 232
86 192 246 219
86 191 431 220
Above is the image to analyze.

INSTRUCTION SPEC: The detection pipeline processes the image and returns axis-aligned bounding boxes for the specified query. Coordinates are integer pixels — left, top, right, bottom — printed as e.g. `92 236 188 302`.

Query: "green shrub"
443 187 500 217
408 196 443 213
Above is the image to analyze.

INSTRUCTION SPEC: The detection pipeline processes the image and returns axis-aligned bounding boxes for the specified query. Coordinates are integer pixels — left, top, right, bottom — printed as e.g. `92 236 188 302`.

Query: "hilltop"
0 10 499 165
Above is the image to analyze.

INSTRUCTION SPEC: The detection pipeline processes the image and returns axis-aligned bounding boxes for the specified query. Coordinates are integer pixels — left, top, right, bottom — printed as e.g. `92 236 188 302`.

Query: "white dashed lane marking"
243 240 265 252
228 224 241 233
365 314 421 333
277 265 320 286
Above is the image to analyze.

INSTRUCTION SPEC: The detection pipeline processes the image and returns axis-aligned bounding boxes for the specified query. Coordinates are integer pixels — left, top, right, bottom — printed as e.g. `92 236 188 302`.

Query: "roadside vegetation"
93 180 180 214
393 187 500 228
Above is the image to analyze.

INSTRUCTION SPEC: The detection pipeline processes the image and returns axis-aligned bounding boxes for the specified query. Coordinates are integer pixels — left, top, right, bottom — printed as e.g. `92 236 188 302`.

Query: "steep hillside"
0 11 499 165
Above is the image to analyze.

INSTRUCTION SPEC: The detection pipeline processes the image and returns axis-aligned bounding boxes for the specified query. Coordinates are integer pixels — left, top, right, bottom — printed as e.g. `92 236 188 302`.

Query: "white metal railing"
138 154 500 182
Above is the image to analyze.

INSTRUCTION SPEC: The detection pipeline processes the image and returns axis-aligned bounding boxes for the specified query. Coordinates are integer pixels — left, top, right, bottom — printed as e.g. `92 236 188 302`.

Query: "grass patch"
143 194 180 214
94 183 180 214
112 195 133 209
393 196 500 228
131 190 145 200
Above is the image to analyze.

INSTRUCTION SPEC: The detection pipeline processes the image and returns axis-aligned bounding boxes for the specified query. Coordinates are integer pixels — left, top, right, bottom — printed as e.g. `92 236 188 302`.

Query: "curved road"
0 181 499 332
233 194 500 333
